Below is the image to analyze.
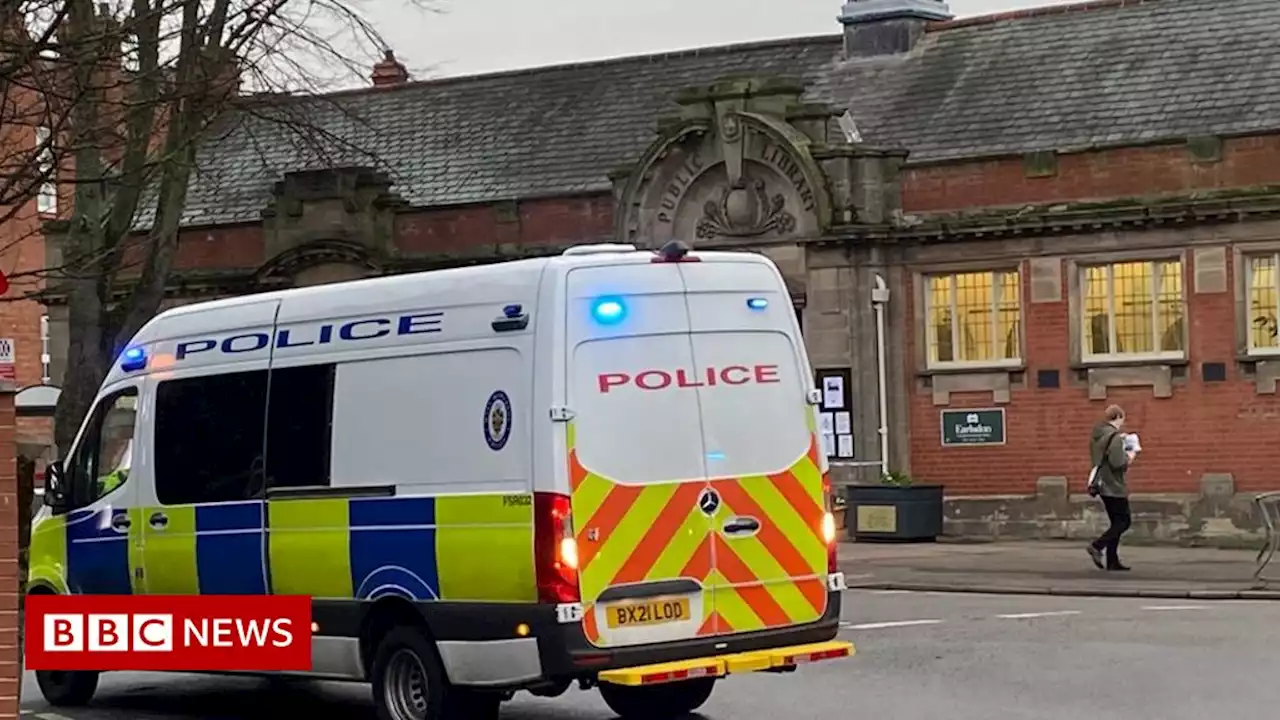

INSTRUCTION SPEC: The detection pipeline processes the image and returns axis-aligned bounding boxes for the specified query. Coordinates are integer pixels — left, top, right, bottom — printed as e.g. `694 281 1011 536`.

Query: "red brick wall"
901 135 1280 213
396 195 614 255
0 115 52 392
905 252 1280 497
0 388 18 719
155 194 617 271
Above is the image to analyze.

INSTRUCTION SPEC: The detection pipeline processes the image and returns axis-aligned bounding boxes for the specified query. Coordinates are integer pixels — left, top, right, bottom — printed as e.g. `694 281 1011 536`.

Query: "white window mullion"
1272 254 1280 350
949 278 960 362
1106 267 1117 356
989 274 1000 360
1150 262 1162 353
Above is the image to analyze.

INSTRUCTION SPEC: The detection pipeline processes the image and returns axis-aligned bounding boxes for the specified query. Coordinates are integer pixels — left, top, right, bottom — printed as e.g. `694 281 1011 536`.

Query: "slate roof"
160 0 1280 229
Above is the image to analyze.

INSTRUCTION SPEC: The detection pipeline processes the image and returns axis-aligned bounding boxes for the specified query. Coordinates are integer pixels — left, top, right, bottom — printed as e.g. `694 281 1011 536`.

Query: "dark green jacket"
1089 422 1129 498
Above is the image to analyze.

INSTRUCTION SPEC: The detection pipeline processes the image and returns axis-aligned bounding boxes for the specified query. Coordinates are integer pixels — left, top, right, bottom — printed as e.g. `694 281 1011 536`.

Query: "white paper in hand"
1124 433 1142 453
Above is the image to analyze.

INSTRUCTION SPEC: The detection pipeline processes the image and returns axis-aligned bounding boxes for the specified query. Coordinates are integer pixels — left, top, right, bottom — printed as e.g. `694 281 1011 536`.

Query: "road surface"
21 589 1280 719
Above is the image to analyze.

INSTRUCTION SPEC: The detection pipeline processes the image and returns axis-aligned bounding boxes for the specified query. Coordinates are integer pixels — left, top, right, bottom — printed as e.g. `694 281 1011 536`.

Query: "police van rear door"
564 260 716 648
681 257 829 638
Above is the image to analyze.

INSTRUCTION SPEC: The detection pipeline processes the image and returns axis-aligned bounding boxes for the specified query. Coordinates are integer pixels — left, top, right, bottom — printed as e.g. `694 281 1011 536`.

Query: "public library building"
13 0 1280 542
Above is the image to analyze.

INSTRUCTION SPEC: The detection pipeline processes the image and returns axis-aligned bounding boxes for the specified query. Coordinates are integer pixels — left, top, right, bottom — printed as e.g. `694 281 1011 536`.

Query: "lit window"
34 126 56 215
1081 260 1184 361
1247 254 1279 354
925 270 1022 367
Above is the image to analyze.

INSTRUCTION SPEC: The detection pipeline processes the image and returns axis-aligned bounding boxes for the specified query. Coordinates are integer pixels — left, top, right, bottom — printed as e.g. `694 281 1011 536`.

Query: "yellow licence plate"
605 598 691 629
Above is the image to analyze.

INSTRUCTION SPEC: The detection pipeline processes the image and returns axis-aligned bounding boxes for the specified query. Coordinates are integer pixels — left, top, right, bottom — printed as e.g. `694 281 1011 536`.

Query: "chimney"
839 0 953 58
371 49 410 88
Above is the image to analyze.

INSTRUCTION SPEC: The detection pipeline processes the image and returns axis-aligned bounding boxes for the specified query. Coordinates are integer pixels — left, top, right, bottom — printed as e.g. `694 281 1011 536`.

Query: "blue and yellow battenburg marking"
28 494 536 603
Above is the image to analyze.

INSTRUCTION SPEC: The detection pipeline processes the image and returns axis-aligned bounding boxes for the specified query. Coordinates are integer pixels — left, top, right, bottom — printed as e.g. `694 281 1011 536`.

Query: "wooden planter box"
845 484 944 542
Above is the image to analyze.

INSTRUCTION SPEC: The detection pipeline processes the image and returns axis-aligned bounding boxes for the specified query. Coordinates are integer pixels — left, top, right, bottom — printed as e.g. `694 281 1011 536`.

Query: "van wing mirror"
44 461 66 507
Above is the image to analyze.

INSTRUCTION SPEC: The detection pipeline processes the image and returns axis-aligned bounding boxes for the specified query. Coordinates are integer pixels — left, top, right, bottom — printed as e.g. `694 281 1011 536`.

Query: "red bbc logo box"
25 595 312 672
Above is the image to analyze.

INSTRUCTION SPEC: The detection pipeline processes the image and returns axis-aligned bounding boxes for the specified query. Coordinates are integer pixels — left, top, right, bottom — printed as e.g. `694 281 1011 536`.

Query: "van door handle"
149 512 168 529
110 513 131 533
722 516 761 536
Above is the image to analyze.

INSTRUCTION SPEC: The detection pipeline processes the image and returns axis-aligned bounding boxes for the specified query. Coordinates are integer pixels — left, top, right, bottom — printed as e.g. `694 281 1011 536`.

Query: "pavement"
838 539 1280 599
19 588 1280 719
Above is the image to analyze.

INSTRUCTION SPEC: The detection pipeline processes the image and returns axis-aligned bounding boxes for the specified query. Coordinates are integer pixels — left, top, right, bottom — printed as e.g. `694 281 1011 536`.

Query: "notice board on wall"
813 367 854 461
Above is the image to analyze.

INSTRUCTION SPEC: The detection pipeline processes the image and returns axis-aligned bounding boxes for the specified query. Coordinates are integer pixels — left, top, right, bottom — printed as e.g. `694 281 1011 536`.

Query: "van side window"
265 364 335 489
155 370 268 505
62 388 138 512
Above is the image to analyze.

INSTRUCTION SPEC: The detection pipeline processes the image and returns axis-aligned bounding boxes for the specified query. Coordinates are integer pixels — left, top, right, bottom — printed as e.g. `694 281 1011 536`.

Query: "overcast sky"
363 0 1073 79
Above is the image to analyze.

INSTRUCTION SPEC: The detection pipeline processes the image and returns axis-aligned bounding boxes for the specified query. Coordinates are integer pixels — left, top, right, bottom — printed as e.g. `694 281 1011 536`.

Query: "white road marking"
841 619 944 630
995 610 1082 619
35 713 76 720
1141 605 1209 611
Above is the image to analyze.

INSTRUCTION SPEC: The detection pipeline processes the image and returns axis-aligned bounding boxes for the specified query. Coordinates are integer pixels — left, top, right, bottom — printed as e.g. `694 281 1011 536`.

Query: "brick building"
0 28 61 473
20 0 1280 541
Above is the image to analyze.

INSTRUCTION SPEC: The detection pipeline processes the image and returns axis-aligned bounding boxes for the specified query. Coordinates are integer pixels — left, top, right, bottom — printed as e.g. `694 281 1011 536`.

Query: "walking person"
1087 404 1137 571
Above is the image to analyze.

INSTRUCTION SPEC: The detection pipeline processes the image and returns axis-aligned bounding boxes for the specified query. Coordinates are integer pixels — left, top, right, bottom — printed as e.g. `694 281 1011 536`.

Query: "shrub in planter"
845 471 944 542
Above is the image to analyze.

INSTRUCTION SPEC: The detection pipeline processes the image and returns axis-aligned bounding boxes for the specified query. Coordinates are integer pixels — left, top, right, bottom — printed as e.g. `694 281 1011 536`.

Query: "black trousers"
1093 495 1132 564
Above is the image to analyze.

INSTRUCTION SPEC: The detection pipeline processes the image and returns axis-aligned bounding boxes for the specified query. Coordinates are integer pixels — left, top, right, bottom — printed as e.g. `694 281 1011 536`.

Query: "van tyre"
370 626 501 720
36 670 99 707
598 678 716 719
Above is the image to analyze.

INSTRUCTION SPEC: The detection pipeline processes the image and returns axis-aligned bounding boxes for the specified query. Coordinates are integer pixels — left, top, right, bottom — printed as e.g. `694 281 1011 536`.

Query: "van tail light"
821 473 838 573
534 492 581 604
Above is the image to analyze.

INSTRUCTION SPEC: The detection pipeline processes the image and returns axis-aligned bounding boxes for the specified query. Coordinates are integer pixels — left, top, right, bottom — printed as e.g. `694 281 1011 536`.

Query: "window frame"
920 267 1025 371
58 386 140 514
1076 256 1188 364
1243 251 1280 358
263 362 337 492
153 368 269 507
34 126 56 215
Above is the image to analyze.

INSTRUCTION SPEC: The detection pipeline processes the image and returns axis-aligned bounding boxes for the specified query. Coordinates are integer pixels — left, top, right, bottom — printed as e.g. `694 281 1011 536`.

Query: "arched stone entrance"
610 77 913 484
612 79 831 299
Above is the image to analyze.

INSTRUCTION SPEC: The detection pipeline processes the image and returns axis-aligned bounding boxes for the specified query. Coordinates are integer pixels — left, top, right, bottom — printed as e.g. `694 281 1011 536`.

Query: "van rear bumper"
536 589 842 679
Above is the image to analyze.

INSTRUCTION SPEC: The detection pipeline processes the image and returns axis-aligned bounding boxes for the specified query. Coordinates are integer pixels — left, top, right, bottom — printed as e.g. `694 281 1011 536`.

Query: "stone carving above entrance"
697 178 797 239
613 78 834 249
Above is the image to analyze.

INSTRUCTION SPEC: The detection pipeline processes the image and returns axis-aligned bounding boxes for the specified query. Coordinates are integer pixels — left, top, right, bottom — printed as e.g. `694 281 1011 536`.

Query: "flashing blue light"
591 297 627 325
747 297 769 310
120 346 147 372
503 304 523 318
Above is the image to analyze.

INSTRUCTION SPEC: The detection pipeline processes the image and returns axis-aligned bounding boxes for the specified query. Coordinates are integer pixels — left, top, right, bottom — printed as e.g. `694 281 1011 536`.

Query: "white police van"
33 241 850 720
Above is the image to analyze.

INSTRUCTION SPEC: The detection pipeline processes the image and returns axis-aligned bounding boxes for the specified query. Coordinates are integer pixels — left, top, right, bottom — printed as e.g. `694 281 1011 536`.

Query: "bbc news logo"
26 595 312 671
45 614 296 652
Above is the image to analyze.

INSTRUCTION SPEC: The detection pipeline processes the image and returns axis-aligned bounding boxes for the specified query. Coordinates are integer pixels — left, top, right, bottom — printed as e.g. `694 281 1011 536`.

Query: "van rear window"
688 331 811 478
570 330 811 483
571 334 708 485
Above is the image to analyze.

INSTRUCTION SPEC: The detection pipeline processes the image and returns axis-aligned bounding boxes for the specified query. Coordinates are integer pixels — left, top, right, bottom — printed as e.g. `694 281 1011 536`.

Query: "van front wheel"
36 670 99 707
598 678 716 719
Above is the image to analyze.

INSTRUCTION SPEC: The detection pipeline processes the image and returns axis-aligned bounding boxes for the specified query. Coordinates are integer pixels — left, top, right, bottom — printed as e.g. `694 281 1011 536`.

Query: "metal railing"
1253 491 1280 585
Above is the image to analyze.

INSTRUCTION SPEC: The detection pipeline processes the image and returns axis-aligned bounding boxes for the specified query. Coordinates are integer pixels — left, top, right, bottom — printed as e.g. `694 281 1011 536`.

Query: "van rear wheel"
370 626 501 720
598 678 716 719
36 670 99 707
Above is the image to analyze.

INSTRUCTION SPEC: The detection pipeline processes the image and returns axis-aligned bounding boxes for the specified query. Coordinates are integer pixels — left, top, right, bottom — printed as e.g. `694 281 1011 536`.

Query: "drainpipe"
871 274 890 478
40 315 51 384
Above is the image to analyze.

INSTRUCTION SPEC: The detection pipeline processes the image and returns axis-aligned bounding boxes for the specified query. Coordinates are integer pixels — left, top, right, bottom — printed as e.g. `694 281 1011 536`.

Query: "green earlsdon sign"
940 408 1006 446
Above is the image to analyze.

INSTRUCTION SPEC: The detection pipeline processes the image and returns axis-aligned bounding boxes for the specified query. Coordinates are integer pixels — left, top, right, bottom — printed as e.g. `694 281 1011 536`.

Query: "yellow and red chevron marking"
567 423 828 644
